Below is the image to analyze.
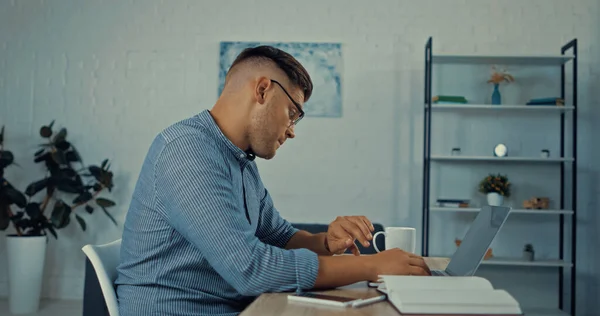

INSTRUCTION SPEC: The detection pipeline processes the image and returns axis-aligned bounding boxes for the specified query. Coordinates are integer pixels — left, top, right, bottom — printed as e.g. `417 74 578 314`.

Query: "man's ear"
255 77 270 105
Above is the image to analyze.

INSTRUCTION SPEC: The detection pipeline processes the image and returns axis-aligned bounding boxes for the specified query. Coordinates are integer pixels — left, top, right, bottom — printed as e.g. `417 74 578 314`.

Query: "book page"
388 289 522 315
380 275 494 292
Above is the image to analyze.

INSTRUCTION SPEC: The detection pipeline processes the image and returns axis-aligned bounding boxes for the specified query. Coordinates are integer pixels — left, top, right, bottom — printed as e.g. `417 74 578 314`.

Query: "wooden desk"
240 257 450 316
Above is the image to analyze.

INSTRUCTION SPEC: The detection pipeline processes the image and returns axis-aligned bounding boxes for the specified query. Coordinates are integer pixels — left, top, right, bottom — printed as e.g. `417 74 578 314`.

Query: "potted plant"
0 122 117 314
487 65 515 105
478 173 511 206
523 243 535 261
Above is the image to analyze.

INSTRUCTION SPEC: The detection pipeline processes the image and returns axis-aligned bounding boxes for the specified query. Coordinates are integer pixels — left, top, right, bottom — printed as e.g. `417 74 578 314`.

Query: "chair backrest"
82 239 122 316
291 223 385 255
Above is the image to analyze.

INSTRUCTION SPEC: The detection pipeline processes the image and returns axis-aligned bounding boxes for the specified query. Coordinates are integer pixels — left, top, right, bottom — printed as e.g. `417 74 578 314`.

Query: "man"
115 45 431 316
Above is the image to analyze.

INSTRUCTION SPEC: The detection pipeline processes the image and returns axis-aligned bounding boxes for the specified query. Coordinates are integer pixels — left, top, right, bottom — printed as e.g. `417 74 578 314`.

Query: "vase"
523 250 535 261
6 235 47 314
486 192 504 206
491 83 501 105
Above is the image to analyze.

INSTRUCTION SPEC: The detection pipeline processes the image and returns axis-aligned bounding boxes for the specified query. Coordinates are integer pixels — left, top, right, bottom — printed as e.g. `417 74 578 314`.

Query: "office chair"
82 239 122 316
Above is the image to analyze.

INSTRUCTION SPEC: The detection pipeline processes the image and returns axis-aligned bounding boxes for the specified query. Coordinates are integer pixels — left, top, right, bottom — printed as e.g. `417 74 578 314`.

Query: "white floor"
0 299 82 316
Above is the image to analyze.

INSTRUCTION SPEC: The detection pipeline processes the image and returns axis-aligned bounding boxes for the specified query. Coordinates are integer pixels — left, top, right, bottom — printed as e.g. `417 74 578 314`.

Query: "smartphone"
287 292 362 307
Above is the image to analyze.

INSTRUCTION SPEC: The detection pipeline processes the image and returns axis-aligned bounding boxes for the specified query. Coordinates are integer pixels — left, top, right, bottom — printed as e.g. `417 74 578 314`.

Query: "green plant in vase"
0 122 118 314
478 173 511 206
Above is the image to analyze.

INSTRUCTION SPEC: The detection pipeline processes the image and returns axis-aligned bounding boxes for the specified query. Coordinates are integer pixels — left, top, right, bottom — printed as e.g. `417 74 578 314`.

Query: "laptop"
430 205 511 276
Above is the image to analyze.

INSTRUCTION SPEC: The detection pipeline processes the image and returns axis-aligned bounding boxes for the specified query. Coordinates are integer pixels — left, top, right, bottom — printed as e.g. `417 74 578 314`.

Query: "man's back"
115 110 319 316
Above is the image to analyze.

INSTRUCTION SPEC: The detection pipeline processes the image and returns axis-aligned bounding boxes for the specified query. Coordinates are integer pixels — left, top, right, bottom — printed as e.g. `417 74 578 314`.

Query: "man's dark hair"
228 45 313 102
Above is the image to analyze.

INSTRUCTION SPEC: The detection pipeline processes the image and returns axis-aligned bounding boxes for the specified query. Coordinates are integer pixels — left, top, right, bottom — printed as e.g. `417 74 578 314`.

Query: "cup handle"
372 231 386 253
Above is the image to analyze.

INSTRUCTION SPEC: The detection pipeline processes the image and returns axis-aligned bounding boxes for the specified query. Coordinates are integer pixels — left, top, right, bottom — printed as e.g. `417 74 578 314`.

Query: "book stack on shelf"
432 95 468 104
435 198 470 208
526 97 564 106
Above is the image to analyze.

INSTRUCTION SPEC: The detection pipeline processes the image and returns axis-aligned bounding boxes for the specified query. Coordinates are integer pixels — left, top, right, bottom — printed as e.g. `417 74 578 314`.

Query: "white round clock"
494 144 508 157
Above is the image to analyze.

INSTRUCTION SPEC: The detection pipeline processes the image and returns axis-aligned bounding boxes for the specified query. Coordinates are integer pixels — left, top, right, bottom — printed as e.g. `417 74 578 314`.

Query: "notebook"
377 275 523 315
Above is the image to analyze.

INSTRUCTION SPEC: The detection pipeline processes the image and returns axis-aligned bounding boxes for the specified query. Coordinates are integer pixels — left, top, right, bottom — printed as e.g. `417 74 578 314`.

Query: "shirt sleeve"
255 186 299 248
154 135 319 297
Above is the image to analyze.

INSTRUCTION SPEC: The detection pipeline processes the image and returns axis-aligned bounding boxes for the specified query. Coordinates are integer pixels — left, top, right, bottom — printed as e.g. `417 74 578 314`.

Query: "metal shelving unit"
421 37 577 315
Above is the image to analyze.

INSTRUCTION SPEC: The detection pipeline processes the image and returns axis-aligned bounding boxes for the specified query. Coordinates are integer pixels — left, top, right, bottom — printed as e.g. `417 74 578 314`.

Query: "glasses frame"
270 79 305 126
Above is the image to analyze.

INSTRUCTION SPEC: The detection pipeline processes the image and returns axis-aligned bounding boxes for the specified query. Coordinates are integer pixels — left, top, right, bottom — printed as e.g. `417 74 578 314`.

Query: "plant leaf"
50 200 71 229
34 152 50 163
55 141 70 151
75 214 86 231
25 202 41 218
34 148 45 156
46 224 57 239
100 206 117 226
0 150 14 168
25 178 49 197
101 159 109 169
51 150 67 165
0 125 4 146
0 203 10 230
10 211 24 220
88 166 102 179
69 145 83 165
85 205 94 214
60 167 78 179
96 198 116 208
53 128 67 144
55 178 82 194
73 192 93 205
40 125 53 138
4 184 27 208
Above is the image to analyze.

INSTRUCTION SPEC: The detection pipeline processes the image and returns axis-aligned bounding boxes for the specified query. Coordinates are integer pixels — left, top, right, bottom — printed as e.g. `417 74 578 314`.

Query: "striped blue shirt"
115 110 320 316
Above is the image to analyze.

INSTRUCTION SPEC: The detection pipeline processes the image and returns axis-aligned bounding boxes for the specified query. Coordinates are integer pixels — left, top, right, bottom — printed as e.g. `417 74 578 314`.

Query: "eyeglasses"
270 79 305 126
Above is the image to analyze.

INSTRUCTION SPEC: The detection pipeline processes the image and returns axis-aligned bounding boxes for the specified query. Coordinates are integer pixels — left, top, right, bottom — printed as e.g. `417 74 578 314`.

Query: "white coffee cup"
373 227 416 253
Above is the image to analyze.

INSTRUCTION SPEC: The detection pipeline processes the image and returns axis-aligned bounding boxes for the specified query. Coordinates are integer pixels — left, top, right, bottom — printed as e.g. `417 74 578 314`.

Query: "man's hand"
326 216 375 255
367 248 431 280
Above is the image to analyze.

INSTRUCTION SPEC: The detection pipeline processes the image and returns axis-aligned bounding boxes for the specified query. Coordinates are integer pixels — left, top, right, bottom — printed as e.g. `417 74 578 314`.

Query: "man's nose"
286 125 296 139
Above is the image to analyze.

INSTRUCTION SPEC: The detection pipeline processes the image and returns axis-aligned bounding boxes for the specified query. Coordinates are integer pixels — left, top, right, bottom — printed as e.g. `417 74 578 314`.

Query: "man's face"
248 79 303 160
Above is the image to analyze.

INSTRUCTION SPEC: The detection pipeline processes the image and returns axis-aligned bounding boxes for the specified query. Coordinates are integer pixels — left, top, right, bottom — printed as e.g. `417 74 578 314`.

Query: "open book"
378 275 523 315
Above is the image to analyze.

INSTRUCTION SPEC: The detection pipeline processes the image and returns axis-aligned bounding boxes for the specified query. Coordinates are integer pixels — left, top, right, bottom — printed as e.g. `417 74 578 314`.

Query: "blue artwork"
219 41 343 118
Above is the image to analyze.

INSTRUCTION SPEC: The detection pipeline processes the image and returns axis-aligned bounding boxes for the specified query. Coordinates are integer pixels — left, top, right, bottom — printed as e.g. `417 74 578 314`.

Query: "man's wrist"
323 234 333 255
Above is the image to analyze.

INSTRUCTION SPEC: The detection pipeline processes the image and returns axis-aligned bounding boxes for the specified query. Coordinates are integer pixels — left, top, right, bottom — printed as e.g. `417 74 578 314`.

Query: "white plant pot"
523 251 535 261
6 235 48 314
486 192 504 206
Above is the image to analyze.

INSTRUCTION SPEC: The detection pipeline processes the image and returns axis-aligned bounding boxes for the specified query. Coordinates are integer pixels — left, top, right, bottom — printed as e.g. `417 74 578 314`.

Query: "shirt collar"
196 110 256 163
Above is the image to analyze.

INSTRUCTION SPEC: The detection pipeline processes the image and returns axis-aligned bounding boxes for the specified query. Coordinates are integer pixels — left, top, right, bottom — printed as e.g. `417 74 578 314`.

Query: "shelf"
432 53 574 65
523 307 570 316
430 104 574 112
430 155 574 163
480 257 573 268
430 207 574 215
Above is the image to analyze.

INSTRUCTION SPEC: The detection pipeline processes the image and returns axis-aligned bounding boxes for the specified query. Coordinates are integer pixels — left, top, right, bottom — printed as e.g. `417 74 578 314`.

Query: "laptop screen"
445 205 511 276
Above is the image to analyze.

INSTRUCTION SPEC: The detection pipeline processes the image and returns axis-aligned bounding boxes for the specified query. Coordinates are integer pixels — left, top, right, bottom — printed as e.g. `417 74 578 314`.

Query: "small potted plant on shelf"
523 243 535 261
478 173 511 206
487 65 515 105
0 122 118 315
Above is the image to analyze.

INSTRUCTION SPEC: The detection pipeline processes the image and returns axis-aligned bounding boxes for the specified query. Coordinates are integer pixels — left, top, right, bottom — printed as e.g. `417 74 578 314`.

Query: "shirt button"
239 154 245 158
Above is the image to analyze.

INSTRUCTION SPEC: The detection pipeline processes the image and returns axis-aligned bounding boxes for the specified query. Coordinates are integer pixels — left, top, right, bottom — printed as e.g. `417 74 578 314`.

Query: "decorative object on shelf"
0 122 118 315
523 243 535 261
456 239 493 260
451 147 461 156
436 198 470 208
432 95 468 104
478 173 511 206
526 97 564 106
487 65 515 105
523 197 550 210
493 143 508 157
540 149 550 158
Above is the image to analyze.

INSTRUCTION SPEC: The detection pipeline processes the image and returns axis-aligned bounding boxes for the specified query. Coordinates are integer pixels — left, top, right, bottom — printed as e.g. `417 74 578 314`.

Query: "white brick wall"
0 0 598 314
